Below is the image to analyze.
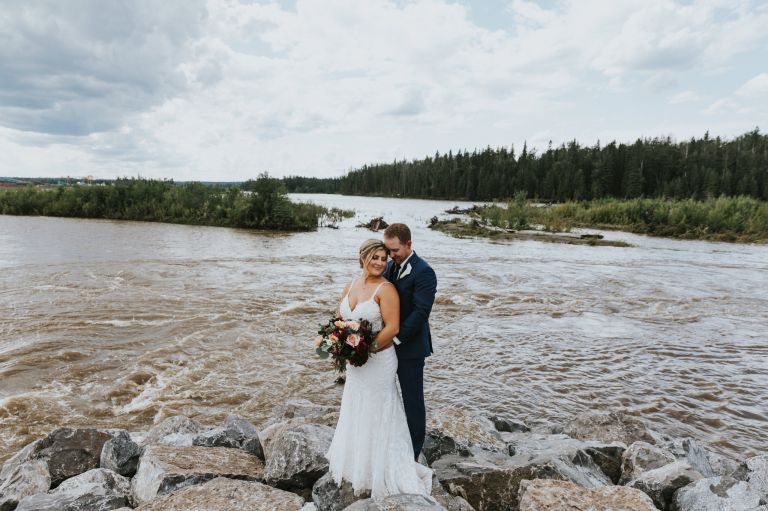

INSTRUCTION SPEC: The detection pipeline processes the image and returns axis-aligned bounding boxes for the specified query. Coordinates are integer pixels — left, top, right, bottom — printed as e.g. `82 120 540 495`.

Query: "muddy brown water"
1 194 767 463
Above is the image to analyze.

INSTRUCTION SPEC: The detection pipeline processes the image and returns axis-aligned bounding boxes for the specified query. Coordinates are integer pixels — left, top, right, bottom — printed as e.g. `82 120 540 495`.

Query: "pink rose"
334 320 345 328
348 321 360 330
328 334 339 344
346 333 360 347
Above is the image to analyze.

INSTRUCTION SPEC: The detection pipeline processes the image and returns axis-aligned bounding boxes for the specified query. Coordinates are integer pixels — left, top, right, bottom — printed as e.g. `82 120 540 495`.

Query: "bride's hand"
373 341 393 352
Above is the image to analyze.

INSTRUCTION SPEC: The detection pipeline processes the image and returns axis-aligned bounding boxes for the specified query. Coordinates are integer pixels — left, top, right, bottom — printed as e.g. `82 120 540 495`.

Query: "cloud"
0 0 207 136
737 73 768 97
669 90 703 104
1 0 767 179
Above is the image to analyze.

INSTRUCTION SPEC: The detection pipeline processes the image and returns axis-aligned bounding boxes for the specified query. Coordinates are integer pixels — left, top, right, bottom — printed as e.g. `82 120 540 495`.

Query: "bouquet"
314 317 376 373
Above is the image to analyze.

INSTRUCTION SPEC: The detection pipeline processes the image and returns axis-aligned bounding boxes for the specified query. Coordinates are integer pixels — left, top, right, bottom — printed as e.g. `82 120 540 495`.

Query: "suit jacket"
384 251 436 359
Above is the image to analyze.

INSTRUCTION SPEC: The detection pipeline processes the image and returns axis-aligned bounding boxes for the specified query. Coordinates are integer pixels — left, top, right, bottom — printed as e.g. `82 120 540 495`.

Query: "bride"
326 239 433 499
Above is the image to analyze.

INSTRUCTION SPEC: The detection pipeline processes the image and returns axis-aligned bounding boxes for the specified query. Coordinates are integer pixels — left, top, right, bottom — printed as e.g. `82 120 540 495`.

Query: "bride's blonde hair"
359 238 388 270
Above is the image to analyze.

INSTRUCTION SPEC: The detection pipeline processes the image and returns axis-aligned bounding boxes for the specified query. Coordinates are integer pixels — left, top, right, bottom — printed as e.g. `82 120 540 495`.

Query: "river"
1 194 766 463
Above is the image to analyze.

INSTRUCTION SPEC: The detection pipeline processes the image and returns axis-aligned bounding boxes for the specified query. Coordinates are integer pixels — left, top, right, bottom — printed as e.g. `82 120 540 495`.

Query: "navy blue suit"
384 251 436 459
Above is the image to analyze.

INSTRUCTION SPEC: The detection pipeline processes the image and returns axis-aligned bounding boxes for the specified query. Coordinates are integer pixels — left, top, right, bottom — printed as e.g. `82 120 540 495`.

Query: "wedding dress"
326 280 433 499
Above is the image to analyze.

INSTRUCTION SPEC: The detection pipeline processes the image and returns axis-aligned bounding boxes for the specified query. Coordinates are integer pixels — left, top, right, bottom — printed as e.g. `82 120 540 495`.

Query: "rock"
564 411 655 446
628 460 702 510
620 441 676 484
311 472 369 511
1 428 115 487
343 494 445 510
422 408 503 464
142 416 203 446
266 400 339 429
100 431 141 477
739 455 768 502
518 479 656 511
225 415 264 460
0 460 51 511
302 504 318 511
504 433 625 485
16 468 131 511
430 474 475 511
356 217 389 231
432 442 611 511
264 423 334 496
673 475 763 511
193 427 241 449
489 416 530 434
131 444 263 506
135 477 305 510
423 431 471 466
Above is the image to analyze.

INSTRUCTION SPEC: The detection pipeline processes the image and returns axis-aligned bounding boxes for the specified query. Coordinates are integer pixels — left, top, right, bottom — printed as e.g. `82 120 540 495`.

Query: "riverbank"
429 217 632 247
467 196 768 243
0 177 354 231
1 401 766 510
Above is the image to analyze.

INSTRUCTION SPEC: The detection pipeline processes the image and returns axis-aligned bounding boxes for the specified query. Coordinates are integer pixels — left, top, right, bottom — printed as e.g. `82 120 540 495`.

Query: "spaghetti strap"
344 278 357 299
370 281 386 300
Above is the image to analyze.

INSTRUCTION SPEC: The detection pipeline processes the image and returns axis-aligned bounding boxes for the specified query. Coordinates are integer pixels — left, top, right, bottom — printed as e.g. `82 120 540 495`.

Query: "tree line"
0 175 332 231
282 129 767 201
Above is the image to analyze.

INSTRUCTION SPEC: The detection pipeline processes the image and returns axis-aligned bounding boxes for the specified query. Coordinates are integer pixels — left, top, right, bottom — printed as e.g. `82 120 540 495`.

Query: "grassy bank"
475 195 768 243
0 176 353 231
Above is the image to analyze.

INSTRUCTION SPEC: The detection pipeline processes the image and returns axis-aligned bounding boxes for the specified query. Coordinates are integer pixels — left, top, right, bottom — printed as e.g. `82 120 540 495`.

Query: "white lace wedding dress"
326 280 433 499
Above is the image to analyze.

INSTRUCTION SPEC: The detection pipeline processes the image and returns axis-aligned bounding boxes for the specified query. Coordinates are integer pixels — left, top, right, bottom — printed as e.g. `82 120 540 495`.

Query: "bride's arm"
374 283 400 351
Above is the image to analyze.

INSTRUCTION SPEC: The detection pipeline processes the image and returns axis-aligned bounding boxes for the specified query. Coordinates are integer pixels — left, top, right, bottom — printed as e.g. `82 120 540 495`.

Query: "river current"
1 194 766 463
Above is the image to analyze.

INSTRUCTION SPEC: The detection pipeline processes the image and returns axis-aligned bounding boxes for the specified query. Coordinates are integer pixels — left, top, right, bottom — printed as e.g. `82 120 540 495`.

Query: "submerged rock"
131 444 263 506
135 477 304 511
518 479 655 511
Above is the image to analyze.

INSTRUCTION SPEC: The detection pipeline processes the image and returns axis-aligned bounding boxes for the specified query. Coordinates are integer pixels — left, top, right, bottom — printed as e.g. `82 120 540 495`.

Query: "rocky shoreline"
0 402 766 511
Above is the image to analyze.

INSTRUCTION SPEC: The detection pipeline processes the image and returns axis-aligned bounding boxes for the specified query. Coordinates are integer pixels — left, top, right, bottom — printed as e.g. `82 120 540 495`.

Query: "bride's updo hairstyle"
359 238 388 269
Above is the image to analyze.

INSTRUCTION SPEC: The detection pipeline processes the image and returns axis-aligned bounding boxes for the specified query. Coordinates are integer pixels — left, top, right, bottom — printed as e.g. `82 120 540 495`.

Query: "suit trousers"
396 357 426 460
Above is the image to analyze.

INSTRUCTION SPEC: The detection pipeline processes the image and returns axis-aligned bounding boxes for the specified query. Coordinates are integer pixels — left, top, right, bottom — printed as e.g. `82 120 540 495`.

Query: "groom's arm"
398 265 437 343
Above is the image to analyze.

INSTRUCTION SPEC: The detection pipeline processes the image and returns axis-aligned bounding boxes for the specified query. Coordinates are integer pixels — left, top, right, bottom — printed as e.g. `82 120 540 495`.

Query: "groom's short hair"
384 223 411 244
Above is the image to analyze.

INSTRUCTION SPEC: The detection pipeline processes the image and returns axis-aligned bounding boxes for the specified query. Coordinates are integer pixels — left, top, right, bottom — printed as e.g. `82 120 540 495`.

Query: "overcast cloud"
1 0 766 180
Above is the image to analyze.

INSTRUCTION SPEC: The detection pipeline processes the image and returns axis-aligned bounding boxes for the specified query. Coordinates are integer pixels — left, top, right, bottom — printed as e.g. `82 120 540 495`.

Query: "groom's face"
384 236 412 265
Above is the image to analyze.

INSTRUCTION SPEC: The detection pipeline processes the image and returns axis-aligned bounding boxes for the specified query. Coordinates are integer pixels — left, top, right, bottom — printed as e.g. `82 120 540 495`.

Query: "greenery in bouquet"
315 317 376 373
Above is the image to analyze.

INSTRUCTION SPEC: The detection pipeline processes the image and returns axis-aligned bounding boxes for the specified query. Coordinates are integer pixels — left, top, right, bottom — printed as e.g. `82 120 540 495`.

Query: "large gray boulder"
432 442 611 511
15 468 131 511
430 475 475 511
504 433 625 485
564 411 655 446
1 428 117 487
269 400 339 424
192 415 264 460
100 431 141 477
628 460 702 510
264 424 334 495
0 460 51 511
343 494 445 510
738 455 768 502
518 479 656 511
422 408 505 466
620 441 676 484
673 475 764 511
311 472 369 511
131 444 264 506
135 477 305 511
142 416 203 447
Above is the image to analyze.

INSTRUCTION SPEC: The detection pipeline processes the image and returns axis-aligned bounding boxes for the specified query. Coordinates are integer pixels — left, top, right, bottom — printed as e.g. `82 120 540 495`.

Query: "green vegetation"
476 196 768 243
282 129 768 202
0 175 350 231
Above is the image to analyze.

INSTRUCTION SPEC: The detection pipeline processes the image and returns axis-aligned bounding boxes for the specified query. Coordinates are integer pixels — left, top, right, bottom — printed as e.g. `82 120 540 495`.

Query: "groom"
383 223 437 461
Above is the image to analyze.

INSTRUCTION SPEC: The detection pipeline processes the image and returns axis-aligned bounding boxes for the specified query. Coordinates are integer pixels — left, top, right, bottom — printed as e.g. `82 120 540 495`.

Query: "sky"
1 0 767 181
